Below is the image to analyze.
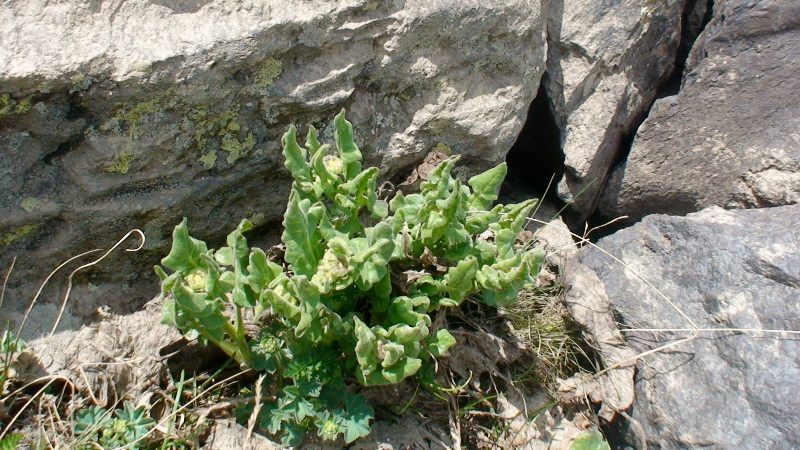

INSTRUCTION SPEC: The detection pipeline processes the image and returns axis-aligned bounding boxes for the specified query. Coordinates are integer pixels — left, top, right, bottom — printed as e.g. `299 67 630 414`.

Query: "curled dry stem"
50 229 146 339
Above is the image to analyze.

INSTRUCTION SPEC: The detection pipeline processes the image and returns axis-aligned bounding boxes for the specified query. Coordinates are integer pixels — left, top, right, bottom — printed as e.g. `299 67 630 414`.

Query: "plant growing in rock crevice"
156 110 545 445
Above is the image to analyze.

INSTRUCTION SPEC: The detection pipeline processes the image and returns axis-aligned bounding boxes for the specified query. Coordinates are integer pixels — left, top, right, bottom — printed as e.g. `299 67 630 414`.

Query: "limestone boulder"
598 0 800 221
0 0 545 323
544 0 693 222
582 205 800 449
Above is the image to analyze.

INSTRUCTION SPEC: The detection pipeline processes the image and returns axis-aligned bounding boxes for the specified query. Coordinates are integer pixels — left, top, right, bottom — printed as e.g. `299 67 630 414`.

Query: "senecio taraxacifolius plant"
155 110 545 445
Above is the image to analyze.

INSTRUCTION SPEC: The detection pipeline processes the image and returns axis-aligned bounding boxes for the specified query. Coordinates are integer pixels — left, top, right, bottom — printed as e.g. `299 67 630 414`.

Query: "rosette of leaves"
74 402 154 449
240 338 372 446
156 110 545 445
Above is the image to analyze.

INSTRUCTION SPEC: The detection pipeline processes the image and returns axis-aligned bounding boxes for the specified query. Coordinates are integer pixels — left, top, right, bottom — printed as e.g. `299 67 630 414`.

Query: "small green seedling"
74 402 154 449
0 330 25 394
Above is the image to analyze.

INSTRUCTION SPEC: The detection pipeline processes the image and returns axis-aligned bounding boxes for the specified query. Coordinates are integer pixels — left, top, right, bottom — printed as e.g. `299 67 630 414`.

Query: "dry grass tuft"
504 286 595 391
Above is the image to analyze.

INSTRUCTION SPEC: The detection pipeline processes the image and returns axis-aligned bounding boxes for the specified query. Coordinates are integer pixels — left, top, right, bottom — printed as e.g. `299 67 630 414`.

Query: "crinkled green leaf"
421 155 458 197
282 125 310 183
388 295 431 328
473 238 498 264
353 317 378 369
222 220 256 308
161 218 208 273
295 276 344 343
246 248 284 293
349 223 394 290
163 280 219 336
305 125 321 153
466 204 502 235
339 167 376 201
263 282 301 322
311 143 338 187
353 319 425 385
334 109 362 178
351 238 392 279
388 322 428 344
379 357 422 384
339 167 387 219
498 198 538 233
282 191 324 277
476 254 528 291
213 247 233 266
372 199 389 218
227 219 253 265
468 162 507 210
311 237 354 293
380 342 405 367
388 190 408 213
428 329 457 358
390 192 425 230
193 253 233 299
409 273 444 298
525 247 546 277
495 228 517 261
442 256 478 303
217 269 236 292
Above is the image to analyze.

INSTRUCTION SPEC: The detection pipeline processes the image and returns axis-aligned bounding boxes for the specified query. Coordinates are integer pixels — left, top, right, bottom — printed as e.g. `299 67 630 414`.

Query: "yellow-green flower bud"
312 250 351 292
322 155 345 175
185 269 208 292
320 419 339 440
271 283 291 301
253 333 281 355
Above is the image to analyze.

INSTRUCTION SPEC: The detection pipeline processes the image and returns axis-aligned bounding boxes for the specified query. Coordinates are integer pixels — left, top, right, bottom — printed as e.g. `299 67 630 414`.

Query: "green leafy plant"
74 402 154 449
0 330 25 394
238 342 372 446
156 110 545 445
0 331 25 355
0 433 22 450
570 428 611 450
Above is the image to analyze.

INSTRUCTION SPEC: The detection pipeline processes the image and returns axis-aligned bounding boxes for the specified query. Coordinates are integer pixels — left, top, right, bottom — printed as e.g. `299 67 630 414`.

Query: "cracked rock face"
598 0 800 221
0 0 545 319
582 205 800 449
545 0 689 222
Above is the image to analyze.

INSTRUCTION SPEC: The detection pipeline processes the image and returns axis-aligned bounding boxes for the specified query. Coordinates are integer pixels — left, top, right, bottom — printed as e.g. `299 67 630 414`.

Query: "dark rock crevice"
661 0 715 98
585 0 715 240
44 134 84 164
503 75 566 207
612 0 715 173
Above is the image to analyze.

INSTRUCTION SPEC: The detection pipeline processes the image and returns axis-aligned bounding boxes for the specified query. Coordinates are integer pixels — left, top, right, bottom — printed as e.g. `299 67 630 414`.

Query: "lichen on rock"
254 58 283 89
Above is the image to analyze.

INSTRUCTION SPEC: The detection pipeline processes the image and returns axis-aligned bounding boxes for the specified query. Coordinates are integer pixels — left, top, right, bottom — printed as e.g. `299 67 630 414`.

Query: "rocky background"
0 0 798 448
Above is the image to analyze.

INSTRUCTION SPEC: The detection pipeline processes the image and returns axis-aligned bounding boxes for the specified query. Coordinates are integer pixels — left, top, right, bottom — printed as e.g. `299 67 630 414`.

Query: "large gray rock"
599 0 800 221
544 0 693 222
0 0 545 322
582 205 800 449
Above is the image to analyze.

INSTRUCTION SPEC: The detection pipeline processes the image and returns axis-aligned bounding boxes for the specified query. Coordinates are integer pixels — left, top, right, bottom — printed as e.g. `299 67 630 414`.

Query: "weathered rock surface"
545 0 694 222
12 300 181 407
599 0 800 221
582 205 800 449
0 0 545 319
